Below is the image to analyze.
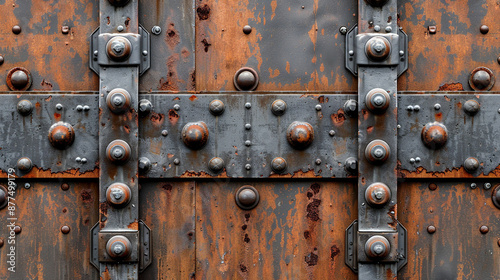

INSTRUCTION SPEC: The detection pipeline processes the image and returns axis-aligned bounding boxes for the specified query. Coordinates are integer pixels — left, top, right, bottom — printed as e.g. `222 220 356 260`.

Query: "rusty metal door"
0 0 499 279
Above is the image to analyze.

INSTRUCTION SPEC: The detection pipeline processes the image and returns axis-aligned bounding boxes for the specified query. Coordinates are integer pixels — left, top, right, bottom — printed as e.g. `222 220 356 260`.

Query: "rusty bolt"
364 235 390 259
234 67 259 91
209 99 225 116
365 36 391 62
182 122 209 150
106 183 132 208
139 157 151 174
428 26 437 34
0 238 4 248
14 226 21 234
464 157 479 173
286 121 314 150
421 122 448 150
61 226 71 234
427 225 436 234
61 26 69 34
17 157 33 173
365 140 390 165
106 235 132 259
480 225 489 234
17 100 33 116
235 186 259 210
343 99 358 118
428 183 438 191
106 36 132 61
365 183 391 207
339 26 347 35
151 26 162 35
12 25 21 34
469 67 495 91
48 122 75 150
0 55 4 65
271 157 287 173
208 157 225 173
492 185 500 209
344 157 358 174
106 140 131 165
106 88 131 114
243 25 252 35
61 183 70 191
480 25 489 34
271 99 287 116
366 88 390 114
138 99 153 117
7 67 32 91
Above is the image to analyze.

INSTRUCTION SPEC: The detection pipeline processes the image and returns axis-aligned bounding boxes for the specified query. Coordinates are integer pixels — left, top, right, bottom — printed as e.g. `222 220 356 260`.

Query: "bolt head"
17 157 33 172
271 99 287 116
245 102 252 109
174 158 180 165
234 68 259 91
182 122 209 150
139 99 153 116
344 157 358 174
12 25 21 34
235 186 259 210
480 25 489 34
427 225 436 234
106 36 132 61
11 70 29 90
17 100 33 116
61 226 70 234
245 164 251 170
339 26 347 35
106 183 131 207
139 157 152 173
161 130 168 136
152 26 162 35
464 157 479 173
209 157 225 173
117 25 124 32
480 225 489 234
106 235 132 259
243 25 252 34
106 140 131 165
329 130 335 137
209 100 225 116
315 104 322 111
245 123 252 130
271 157 287 173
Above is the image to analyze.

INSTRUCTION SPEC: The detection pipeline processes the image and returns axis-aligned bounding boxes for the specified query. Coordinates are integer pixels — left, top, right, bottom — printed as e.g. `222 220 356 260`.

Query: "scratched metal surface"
195 180 357 279
0 181 99 279
398 93 500 178
0 93 99 178
398 181 500 279
138 93 358 178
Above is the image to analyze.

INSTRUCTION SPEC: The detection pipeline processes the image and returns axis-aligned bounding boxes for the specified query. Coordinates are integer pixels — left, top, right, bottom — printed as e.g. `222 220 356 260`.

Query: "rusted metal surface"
139 181 195 279
195 180 357 279
398 181 500 279
398 0 500 91
195 0 357 91
0 181 99 279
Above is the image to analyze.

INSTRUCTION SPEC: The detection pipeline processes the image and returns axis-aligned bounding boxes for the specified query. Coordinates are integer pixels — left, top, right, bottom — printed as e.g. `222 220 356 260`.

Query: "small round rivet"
493 185 500 209
480 225 489 234
81 158 87 164
208 157 225 173
271 157 287 174
234 67 259 91
245 164 251 170
434 104 441 110
61 226 71 234
12 25 21 34
243 25 252 34
339 26 347 35
427 225 436 234
271 99 287 116
470 183 477 189
315 104 322 111
464 157 479 173
428 183 437 191
480 25 489 34
173 104 180 111
174 158 180 165
24 183 31 189
484 183 492 190
245 102 252 109
17 100 33 116
374 25 381 32
235 186 259 210
315 158 322 165
117 25 124 32
245 140 251 146
76 105 83 111
14 226 22 234
410 158 415 164
83 105 90 111
61 183 70 191
161 130 168 137
17 157 33 172
0 185 7 209
415 157 421 163
385 26 392 33
413 105 420 111
329 130 335 137
209 99 225 116
464 100 480 116
76 157 82 163
0 55 4 65
0 238 4 248
406 105 414 111
245 123 252 130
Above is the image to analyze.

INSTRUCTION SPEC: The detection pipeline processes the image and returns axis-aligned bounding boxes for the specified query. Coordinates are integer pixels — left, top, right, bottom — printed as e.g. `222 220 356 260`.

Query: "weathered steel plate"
398 181 500 279
195 180 357 279
139 93 358 178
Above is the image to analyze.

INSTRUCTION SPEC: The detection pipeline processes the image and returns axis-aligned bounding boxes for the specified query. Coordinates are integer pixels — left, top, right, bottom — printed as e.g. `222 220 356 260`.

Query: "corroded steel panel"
0 181 99 279
195 180 357 279
398 181 500 279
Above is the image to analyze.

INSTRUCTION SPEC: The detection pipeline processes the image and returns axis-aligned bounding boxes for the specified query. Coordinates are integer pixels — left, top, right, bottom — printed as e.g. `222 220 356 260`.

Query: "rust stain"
127 220 139 230
305 251 318 266
331 109 346 126
197 4 211 20
388 204 397 229
159 54 180 91
438 82 464 91
168 109 179 125
189 95 198 101
150 112 165 126
165 22 180 50
41 79 53 90
81 189 93 203
0 166 100 179
268 67 280 78
306 198 321 221
201 38 211 52
330 245 340 260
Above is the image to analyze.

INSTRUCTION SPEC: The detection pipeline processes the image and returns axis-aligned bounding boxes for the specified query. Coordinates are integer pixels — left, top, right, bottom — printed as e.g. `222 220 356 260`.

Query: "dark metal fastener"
421 122 448 150
329 130 335 137
61 183 70 191
343 100 358 118
315 158 321 165
315 104 322 111
182 122 209 150
235 186 259 210
365 88 390 114
139 99 153 117
365 183 391 207
61 26 69 34
106 235 132 259
245 164 251 170
12 25 21 34
427 225 436 234
0 238 4 248
0 185 8 209
365 235 390 259
271 157 287 173
106 183 132 208
24 183 31 189
480 225 489 234
173 104 180 111
365 36 391 62
271 99 287 116
243 25 252 35
492 185 500 209
234 67 259 91
173 158 180 165
14 226 22 234
106 88 131 114
209 99 225 116
61 226 71 234
151 26 162 35
469 67 495 91
428 183 438 191
208 157 225 173
106 140 132 165
464 157 479 173
365 140 390 165
117 25 124 32
245 123 251 130
339 26 347 35
48 122 75 150
286 121 314 150
161 130 168 137
480 25 489 34
106 36 132 61
17 157 33 172
484 183 492 190
0 55 4 65
344 157 358 174
138 157 151 174
470 183 477 189
6 67 32 91
17 100 33 116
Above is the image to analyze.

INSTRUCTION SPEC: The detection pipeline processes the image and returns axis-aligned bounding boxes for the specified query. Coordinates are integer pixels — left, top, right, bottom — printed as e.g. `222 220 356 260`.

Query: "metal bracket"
345 24 408 77
90 220 152 272
90 25 150 76
345 220 407 273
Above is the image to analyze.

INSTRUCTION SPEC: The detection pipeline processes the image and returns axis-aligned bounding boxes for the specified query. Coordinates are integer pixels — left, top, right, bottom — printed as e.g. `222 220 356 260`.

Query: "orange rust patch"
331 109 346 126
438 82 464 91
168 109 179 125
127 220 139 230
189 95 198 101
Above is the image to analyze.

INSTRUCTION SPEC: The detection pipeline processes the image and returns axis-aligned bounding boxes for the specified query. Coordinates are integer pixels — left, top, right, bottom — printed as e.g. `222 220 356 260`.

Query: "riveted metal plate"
138 93 358 178
398 93 500 177
0 94 99 177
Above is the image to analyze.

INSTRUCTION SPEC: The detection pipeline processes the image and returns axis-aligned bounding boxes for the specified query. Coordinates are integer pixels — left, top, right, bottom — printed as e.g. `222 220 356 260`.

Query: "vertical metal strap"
357 0 399 278
99 0 139 279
